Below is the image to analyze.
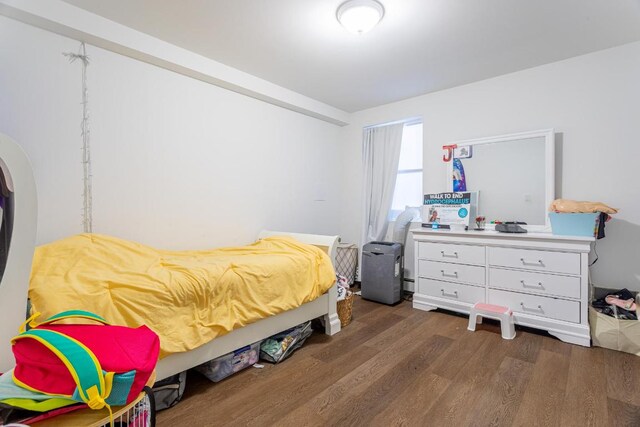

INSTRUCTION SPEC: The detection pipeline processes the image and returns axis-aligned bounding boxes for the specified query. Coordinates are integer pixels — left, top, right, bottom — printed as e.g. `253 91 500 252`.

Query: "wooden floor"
157 296 640 427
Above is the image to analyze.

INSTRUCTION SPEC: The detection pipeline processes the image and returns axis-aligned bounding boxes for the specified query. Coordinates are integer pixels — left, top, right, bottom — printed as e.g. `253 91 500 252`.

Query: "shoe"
605 295 637 311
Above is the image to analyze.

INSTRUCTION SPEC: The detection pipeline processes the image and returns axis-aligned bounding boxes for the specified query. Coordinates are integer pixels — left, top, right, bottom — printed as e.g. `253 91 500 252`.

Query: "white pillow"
392 207 419 244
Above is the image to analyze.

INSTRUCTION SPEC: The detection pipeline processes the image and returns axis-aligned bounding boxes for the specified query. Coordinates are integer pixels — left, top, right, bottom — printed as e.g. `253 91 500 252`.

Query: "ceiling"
62 0 640 112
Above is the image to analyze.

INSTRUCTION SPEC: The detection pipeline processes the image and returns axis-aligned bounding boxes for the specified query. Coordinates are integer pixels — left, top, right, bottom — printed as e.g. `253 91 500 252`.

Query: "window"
389 122 423 220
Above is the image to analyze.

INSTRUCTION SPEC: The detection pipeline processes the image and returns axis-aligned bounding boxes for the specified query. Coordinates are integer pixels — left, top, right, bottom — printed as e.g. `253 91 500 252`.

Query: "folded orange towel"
549 199 618 214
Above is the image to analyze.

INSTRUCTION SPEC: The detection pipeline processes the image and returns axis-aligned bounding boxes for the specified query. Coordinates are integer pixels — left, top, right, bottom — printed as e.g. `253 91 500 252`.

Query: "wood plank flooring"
157 296 640 427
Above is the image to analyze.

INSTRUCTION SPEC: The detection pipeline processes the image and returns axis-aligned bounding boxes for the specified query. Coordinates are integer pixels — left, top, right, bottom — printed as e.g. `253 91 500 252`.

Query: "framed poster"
422 192 478 228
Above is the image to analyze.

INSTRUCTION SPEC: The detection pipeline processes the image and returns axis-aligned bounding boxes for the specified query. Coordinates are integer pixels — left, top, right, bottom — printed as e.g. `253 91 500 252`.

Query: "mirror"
0 132 37 374
447 129 555 229
0 157 14 283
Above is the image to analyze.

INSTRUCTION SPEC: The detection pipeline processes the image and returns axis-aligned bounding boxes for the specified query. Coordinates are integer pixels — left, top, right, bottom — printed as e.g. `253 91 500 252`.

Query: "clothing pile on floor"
592 288 638 320
336 274 351 301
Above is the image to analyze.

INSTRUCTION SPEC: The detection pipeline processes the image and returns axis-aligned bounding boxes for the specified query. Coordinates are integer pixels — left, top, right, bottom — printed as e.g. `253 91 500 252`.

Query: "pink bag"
12 310 159 411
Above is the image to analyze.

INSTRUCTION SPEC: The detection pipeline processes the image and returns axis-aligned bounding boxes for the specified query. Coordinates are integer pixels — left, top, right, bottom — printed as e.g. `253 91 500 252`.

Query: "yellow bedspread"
29 234 335 358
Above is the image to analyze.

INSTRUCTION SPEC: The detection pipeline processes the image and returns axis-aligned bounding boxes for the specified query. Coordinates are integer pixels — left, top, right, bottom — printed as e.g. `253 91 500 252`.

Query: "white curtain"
361 123 404 245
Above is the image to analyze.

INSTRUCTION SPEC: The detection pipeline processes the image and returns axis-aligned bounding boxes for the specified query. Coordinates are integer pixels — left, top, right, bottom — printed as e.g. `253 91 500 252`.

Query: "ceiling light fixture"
337 0 385 35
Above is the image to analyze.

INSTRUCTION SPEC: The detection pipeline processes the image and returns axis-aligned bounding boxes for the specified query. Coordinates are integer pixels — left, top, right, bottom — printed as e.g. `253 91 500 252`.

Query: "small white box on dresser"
411 228 594 346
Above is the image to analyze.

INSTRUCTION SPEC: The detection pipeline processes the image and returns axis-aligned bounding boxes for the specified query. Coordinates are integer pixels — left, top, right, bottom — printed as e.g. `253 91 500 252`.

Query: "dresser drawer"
420 278 485 305
490 268 581 299
418 260 485 286
488 289 580 323
418 242 485 266
488 247 580 275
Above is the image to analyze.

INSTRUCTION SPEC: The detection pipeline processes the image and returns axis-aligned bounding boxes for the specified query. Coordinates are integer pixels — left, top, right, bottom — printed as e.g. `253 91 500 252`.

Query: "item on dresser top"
549 199 618 214
495 222 527 233
596 212 612 239
423 192 477 228
260 322 313 364
548 212 601 238
196 341 261 383
549 199 617 239
475 216 486 230
422 223 451 230
151 371 186 411
449 224 467 231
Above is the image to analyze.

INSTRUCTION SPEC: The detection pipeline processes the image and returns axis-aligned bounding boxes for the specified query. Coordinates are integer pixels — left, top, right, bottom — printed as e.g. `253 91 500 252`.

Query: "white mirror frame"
0 132 37 373
446 128 555 232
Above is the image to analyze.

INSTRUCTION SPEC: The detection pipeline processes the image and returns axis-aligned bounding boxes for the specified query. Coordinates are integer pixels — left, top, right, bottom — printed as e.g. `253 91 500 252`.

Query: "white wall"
0 16 344 249
0 16 83 242
339 41 640 290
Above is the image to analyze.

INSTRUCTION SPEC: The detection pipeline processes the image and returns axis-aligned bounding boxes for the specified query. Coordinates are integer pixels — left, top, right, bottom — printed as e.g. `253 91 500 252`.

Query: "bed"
157 230 341 379
0 132 341 380
27 230 342 380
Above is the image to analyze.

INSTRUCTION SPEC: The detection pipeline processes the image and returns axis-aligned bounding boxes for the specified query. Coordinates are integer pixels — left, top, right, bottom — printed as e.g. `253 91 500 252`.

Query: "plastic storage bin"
260 322 313 363
549 212 599 237
195 341 260 382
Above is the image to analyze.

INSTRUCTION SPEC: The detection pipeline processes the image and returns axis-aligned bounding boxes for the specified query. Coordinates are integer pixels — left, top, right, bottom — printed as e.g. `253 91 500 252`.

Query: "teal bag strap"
43 310 109 324
21 310 110 332
11 329 113 412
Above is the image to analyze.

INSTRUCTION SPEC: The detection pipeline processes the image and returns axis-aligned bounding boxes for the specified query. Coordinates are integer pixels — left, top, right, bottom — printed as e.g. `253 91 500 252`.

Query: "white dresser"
411 228 594 346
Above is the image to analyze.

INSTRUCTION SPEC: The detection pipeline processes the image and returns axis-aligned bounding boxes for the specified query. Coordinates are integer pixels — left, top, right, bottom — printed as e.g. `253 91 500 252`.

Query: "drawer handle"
441 289 459 298
520 258 544 266
520 302 543 312
441 251 459 258
520 280 544 289
440 270 459 278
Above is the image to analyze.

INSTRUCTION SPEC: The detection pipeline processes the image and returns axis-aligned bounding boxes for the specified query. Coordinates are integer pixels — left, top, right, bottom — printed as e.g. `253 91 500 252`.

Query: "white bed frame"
155 230 342 380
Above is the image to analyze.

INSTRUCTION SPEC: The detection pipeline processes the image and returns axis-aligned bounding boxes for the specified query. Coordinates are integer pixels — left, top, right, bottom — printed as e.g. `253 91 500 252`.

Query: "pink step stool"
468 302 516 340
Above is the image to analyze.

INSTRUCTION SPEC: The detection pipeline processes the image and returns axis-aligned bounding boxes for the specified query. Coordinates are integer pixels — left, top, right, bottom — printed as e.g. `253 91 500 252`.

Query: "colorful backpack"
10 310 159 418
